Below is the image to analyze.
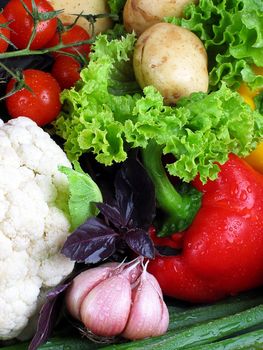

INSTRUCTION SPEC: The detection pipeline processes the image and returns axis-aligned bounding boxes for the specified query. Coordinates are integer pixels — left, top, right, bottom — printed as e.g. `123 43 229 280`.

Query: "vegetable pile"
54 35 262 181
0 0 263 349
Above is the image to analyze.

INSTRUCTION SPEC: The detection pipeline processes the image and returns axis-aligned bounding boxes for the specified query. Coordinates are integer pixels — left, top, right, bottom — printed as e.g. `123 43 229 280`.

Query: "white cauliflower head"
0 117 75 340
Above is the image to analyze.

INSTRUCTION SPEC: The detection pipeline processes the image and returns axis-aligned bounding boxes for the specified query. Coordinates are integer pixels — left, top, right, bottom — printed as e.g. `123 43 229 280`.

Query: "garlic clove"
143 271 169 335
144 270 163 296
65 263 117 320
122 271 169 340
80 274 132 337
155 300 169 336
121 259 143 284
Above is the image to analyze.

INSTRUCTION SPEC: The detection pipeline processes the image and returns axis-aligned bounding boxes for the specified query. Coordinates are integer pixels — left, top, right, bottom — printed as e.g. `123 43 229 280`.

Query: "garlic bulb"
65 257 169 340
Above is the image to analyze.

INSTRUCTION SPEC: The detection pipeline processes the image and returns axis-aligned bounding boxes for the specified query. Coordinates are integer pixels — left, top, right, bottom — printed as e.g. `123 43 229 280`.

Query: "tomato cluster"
0 0 92 126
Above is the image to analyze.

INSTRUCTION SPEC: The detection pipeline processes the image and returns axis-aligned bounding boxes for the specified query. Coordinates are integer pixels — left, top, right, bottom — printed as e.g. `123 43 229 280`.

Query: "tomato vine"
0 0 117 99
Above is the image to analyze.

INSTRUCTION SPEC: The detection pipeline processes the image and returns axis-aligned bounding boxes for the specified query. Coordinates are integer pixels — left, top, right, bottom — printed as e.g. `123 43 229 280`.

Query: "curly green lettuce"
54 33 140 165
54 33 263 183
107 0 126 16
166 0 263 90
125 84 263 182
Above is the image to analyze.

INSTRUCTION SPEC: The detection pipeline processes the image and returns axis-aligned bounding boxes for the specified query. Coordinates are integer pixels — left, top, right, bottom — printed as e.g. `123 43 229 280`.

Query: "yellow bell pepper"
245 143 263 174
237 66 263 110
238 83 258 110
237 66 263 174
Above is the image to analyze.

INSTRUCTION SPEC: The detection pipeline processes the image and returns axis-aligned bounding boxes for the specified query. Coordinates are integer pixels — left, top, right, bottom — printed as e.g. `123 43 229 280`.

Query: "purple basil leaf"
28 282 71 350
114 175 133 227
61 217 119 263
125 228 155 259
96 202 126 229
115 158 156 230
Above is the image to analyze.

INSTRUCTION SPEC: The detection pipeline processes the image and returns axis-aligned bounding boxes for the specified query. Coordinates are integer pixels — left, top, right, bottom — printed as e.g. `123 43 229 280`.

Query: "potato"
49 0 112 35
133 23 209 105
123 0 198 36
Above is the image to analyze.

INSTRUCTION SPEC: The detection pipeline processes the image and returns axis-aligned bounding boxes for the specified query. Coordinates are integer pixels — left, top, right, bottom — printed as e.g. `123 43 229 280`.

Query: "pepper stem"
141 140 202 236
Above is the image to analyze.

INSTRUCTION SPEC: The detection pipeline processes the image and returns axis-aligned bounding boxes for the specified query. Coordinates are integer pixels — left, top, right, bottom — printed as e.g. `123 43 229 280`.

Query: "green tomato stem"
0 38 95 59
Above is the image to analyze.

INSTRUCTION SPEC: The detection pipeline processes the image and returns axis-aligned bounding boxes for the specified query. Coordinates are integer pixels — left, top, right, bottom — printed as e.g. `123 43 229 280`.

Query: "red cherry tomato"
3 0 57 50
47 24 91 58
51 55 81 90
6 69 61 126
0 13 10 53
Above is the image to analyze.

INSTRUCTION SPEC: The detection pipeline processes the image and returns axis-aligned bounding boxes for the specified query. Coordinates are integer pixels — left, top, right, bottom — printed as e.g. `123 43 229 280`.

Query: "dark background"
0 0 9 8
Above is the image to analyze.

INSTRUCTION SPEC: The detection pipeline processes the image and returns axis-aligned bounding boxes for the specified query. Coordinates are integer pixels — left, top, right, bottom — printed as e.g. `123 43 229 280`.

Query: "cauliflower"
0 117 75 340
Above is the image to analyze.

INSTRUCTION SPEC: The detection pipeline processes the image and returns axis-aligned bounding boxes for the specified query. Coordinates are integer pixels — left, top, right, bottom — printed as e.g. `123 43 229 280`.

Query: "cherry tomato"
51 55 81 90
3 0 58 50
47 24 91 58
6 69 61 126
0 13 10 53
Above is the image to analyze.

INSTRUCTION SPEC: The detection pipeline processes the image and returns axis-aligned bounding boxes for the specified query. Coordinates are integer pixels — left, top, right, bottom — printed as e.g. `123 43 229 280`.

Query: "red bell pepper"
148 154 263 303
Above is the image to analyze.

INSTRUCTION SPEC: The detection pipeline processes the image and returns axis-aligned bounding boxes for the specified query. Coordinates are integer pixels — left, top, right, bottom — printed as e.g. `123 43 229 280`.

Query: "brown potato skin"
123 0 198 36
49 0 112 35
133 23 209 105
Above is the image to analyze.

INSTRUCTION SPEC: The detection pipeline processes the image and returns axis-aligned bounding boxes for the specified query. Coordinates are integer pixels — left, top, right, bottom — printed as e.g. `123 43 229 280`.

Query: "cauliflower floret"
0 117 75 340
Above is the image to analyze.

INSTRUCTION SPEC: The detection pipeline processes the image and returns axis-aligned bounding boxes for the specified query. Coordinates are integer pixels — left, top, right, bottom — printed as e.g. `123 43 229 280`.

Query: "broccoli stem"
141 140 202 236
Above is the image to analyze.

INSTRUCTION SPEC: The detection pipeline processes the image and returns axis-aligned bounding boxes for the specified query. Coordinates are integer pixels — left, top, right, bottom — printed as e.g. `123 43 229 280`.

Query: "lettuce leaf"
54 34 263 183
105 23 128 41
255 92 263 114
128 85 263 183
54 33 141 165
59 163 102 230
106 0 127 35
166 0 263 90
107 0 126 16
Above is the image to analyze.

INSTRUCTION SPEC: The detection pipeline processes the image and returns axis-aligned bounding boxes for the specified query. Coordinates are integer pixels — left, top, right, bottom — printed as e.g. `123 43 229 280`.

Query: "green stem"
103 304 263 350
141 141 202 236
168 292 263 331
0 39 95 59
142 141 184 219
0 62 19 79
188 328 263 350
26 20 38 50
1 337 102 350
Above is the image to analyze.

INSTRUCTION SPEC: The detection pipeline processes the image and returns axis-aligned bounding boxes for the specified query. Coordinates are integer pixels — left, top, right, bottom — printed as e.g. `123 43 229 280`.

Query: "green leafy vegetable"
106 0 127 38
255 91 263 114
54 33 140 165
107 0 126 17
59 163 102 230
166 0 263 90
105 23 128 41
54 34 263 184
128 84 263 183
